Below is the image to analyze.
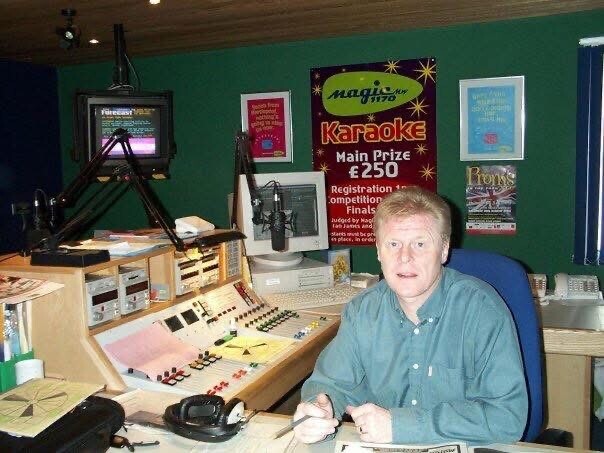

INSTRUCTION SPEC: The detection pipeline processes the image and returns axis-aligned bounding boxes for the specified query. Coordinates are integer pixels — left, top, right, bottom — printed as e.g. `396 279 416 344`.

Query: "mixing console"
94 279 337 398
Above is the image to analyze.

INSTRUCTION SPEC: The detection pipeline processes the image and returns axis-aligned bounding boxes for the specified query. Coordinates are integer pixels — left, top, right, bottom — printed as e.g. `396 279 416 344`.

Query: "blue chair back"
446 248 543 442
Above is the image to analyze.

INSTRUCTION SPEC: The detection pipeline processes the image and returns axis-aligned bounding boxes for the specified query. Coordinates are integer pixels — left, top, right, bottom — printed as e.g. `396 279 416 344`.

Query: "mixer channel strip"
123 350 262 398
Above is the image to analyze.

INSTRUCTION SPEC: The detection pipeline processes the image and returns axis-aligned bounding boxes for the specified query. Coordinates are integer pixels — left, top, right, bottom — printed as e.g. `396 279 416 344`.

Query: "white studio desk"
538 298 604 449
110 386 587 453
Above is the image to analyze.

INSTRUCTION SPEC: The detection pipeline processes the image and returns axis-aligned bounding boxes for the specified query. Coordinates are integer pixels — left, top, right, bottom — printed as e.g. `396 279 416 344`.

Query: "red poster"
241 91 292 162
311 59 437 245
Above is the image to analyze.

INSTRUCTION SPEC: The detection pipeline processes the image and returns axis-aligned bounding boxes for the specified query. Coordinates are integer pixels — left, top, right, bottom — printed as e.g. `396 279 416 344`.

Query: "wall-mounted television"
73 90 176 178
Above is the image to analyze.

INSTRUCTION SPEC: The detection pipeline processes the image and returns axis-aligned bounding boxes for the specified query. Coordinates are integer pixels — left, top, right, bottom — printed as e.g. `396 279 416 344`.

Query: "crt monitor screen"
73 90 175 177
94 105 161 158
236 171 329 260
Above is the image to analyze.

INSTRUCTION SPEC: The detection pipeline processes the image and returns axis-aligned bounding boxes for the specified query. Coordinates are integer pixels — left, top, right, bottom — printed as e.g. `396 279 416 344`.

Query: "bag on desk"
0 395 125 453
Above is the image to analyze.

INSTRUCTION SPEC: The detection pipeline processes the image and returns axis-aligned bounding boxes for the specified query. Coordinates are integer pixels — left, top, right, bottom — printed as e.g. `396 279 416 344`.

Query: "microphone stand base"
30 248 110 267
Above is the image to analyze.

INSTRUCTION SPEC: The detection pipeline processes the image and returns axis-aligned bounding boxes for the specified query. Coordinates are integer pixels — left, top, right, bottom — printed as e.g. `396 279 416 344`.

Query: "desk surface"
539 299 603 331
115 410 596 452
538 300 604 356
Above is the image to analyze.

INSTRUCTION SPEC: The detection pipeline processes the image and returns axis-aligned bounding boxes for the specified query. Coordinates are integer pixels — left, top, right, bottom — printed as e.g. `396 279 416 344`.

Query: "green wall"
57 10 604 282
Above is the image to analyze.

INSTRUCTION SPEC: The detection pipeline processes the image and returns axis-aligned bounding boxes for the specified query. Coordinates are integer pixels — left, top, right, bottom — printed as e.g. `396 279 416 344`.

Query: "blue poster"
467 85 515 154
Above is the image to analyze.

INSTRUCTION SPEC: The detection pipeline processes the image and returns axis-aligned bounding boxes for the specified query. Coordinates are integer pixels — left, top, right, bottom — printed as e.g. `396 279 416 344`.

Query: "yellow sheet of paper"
210 336 294 363
0 378 102 437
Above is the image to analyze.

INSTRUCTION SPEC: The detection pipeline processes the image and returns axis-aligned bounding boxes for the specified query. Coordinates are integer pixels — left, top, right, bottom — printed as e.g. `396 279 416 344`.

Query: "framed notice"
241 91 293 162
459 76 524 161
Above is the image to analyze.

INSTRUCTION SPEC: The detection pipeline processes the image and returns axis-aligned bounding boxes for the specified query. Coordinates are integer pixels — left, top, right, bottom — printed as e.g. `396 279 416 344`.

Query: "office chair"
446 248 572 446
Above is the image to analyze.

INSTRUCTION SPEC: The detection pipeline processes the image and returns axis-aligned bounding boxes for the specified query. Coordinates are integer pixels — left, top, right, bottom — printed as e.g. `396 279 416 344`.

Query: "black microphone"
269 184 286 252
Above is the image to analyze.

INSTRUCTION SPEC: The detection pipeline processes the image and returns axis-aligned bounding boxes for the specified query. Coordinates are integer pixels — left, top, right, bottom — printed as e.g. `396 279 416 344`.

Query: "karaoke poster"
311 59 437 246
465 165 517 235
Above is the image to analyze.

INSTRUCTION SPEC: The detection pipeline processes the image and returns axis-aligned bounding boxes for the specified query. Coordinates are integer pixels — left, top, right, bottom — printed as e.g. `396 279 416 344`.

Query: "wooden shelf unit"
0 243 242 390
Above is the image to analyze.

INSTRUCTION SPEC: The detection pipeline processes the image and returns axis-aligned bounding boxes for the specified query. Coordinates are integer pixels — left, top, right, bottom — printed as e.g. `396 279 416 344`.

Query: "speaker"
163 395 244 443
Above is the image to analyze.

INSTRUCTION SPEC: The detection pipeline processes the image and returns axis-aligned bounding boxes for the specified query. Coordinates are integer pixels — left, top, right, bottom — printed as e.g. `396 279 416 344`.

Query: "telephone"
553 273 603 300
163 395 245 442
528 273 547 299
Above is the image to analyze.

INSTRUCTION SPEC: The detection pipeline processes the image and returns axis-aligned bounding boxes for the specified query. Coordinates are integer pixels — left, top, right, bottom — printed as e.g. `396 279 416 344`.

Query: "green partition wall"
57 10 604 280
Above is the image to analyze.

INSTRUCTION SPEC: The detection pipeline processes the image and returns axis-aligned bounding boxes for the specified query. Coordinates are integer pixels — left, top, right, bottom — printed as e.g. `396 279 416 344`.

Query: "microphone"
269 184 286 252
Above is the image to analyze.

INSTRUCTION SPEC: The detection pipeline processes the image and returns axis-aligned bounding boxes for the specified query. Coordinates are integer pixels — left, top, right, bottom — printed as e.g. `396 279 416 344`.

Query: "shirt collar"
383 268 448 324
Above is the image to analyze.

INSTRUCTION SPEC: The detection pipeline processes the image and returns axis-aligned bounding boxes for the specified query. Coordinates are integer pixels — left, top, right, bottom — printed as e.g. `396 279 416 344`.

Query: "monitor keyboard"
260 284 364 311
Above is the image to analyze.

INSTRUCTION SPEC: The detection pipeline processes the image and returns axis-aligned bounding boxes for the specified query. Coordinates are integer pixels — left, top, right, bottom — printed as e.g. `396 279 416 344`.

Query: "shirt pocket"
424 362 465 406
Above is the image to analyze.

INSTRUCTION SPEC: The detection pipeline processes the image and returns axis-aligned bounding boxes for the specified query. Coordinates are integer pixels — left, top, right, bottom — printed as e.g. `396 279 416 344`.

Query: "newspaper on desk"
335 441 468 453
0 274 63 305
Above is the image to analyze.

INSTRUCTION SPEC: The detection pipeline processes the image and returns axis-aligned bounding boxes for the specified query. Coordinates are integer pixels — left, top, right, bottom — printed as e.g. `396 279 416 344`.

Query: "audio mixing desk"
0 244 341 411
94 279 340 409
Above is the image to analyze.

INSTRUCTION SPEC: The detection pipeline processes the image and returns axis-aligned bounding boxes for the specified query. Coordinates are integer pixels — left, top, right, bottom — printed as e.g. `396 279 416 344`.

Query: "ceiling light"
149 0 161 4
56 8 81 50
89 38 99 45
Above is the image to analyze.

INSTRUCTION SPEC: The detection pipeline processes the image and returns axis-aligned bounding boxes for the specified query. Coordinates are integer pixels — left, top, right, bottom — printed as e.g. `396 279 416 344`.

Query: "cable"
125 53 141 90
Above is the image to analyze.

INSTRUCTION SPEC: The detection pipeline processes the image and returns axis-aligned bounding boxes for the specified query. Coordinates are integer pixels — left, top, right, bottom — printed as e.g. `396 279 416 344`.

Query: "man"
293 186 528 445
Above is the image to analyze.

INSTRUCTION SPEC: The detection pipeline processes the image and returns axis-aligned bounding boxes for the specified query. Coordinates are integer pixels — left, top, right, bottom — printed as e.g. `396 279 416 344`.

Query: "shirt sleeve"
391 290 528 445
301 300 369 419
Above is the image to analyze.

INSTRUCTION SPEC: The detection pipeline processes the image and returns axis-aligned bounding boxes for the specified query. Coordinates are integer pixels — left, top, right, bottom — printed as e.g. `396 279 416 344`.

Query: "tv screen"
73 90 176 178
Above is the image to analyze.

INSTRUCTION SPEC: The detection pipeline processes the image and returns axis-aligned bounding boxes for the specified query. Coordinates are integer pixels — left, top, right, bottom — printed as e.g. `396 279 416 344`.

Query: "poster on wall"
311 59 437 246
241 91 293 162
465 165 517 235
459 76 524 161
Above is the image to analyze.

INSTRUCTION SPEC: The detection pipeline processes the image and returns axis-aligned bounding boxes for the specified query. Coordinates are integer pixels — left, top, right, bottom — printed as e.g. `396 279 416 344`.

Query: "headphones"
163 395 245 443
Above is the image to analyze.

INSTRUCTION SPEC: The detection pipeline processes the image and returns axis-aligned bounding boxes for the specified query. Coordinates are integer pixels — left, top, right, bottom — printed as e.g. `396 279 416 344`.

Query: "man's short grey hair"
373 186 451 242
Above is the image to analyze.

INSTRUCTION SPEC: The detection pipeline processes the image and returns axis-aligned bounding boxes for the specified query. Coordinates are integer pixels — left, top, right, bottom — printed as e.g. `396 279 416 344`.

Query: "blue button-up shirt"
301 267 528 445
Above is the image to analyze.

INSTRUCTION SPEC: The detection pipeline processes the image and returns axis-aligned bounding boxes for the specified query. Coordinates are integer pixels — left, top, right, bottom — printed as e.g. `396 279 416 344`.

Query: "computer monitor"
73 90 176 177
236 171 329 267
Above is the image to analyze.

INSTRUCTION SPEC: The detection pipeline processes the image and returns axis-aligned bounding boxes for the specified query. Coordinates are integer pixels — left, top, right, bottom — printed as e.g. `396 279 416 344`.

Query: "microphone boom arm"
35 128 185 254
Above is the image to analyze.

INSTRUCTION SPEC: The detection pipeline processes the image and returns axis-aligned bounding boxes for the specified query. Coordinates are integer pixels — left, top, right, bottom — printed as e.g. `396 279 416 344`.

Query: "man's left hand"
345 403 392 443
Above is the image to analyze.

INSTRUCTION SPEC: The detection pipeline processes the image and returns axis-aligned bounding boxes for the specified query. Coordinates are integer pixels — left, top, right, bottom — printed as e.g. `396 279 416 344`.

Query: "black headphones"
163 395 245 443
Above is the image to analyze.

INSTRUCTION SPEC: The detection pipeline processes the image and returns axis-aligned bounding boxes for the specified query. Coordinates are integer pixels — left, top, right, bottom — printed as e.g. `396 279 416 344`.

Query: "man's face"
376 213 449 308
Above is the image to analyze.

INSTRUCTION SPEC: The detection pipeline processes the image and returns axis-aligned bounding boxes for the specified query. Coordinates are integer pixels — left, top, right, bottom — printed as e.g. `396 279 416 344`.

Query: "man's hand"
293 393 338 444
346 402 392 443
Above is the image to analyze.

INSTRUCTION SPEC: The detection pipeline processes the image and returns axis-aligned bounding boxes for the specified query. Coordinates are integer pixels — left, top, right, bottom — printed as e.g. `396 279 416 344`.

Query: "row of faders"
147 350 262 397
242 308 330 339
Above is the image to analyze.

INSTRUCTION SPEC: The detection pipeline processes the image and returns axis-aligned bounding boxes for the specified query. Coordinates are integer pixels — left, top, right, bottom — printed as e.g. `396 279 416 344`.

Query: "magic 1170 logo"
322 71 423 116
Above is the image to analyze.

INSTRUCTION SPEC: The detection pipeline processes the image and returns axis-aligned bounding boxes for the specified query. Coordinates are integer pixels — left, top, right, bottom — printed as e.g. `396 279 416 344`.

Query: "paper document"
104 323 200 378
0 378 102 437
61 239 165 256
0 275 64 305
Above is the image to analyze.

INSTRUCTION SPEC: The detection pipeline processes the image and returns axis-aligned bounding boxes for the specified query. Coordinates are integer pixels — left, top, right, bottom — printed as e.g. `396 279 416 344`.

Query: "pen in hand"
272 414 313 439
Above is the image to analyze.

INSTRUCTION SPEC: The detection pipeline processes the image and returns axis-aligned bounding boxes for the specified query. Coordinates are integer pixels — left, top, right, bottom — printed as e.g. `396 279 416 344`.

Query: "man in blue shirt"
293 186 528 445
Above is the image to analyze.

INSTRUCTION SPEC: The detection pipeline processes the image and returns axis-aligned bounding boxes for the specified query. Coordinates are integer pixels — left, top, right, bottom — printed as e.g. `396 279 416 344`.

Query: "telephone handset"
554 273 602 300
163 395 245 442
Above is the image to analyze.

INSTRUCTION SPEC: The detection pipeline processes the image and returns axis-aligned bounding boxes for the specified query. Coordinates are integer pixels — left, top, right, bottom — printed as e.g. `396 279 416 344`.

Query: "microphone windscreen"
270 211 286 251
